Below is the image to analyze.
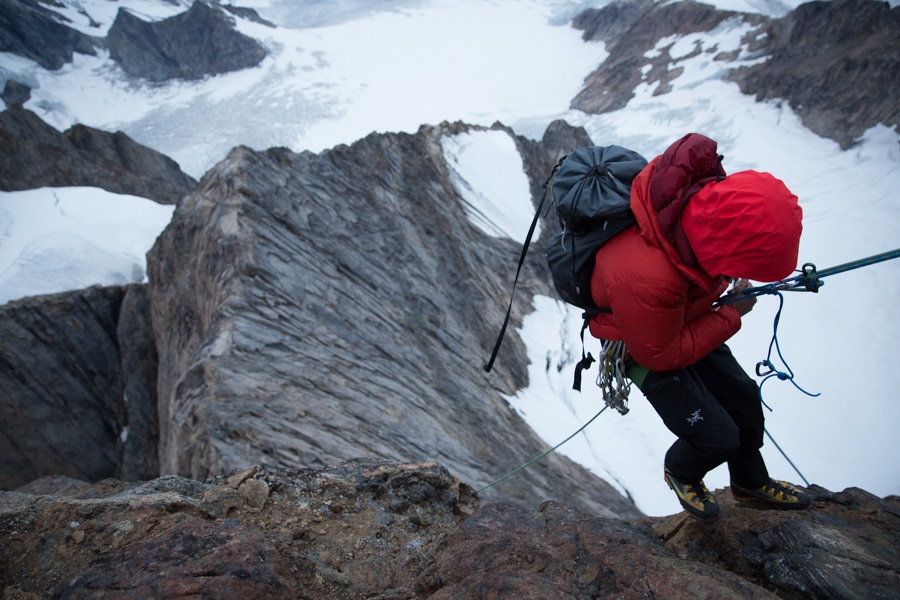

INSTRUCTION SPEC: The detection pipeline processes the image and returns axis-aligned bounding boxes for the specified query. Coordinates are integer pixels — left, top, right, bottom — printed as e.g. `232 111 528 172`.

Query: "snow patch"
442 129 537 244
0 187 174 305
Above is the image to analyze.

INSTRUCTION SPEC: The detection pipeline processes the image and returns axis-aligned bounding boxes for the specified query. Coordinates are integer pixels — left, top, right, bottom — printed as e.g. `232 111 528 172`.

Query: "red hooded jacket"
588 134 802 372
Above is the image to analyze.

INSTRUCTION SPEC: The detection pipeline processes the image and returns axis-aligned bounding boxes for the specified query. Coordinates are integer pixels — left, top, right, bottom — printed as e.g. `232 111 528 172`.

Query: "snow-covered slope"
0 187 174 305
1 0 898 516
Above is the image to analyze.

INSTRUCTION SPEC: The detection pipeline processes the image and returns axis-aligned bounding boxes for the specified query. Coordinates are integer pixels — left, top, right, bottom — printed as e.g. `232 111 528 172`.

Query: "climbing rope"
475 405 608 493
716 248 900 305
754 291 821 409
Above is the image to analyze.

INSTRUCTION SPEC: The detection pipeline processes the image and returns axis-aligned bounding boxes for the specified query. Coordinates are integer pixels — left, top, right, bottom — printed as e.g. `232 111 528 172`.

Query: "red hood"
681 170 802 282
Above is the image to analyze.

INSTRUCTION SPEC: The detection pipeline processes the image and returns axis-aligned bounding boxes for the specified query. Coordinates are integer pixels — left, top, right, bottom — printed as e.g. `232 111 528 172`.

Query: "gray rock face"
0 0 99 71
0 285 159 490
726 0 900 148
0 107 196 204
107 1 267 82
117 285 160 482
571 0 897 150
147 120 641 519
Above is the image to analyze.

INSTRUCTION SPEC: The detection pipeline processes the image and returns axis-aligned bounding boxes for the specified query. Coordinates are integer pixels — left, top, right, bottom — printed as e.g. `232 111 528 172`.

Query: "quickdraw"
596 340 631 415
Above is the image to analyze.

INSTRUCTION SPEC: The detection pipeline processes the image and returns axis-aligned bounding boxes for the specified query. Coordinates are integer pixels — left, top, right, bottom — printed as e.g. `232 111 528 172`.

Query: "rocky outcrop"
107 1 268 82
570 0 759 115
423 484 900 599
726 0 900 148
0 107 196 204
0 460 475 599
0 0 99 71
570 0 898 149
0 285 159 490
146 119 639 519
1 460 898 599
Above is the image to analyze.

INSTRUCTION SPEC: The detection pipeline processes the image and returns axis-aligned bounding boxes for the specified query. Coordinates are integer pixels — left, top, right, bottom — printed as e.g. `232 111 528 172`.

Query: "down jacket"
588 134 802 372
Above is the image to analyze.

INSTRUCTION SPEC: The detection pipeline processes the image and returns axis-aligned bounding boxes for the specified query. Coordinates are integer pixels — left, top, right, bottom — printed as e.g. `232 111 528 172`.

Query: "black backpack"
484 144 648 388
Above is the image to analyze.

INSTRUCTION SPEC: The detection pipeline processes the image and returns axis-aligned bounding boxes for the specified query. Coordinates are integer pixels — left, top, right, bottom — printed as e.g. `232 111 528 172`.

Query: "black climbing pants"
639 344 769 488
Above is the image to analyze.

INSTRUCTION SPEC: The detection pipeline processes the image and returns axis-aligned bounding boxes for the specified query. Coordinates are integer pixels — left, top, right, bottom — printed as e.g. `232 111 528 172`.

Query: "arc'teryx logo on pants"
686 409 704 426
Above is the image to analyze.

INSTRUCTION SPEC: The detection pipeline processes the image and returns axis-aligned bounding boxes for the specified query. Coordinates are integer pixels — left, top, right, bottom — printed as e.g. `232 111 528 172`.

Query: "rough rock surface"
146 119 639 519
0 285 159 490
117 285 160 482
726 0 900 148
0 460 476 599
424 484 900 599
571 0 897 149
1 460 898 599
0 0 99 71
106 1 267 82
0 107 196 204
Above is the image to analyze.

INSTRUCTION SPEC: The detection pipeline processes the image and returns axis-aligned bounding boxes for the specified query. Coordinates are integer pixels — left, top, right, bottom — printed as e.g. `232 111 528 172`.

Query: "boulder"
1 79 31 107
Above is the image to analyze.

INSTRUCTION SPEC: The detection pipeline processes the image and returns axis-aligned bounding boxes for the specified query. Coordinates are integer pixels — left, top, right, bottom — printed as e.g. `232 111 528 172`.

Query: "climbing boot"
731 479 811 510
664 470 719 521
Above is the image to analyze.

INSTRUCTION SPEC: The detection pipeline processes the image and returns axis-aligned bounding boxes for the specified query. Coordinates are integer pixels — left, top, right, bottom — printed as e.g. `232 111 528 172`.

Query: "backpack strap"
484 157 565 373
571 304 611 390
572 318 595 391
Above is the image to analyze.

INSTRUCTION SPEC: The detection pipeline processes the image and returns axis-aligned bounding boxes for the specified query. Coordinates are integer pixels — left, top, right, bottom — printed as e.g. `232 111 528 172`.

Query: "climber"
588 133 812 521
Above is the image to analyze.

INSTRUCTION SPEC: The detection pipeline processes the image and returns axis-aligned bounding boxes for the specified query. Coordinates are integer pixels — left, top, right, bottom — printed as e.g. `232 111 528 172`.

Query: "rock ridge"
145 119 639 519
0 0 100 71
726 0 900 148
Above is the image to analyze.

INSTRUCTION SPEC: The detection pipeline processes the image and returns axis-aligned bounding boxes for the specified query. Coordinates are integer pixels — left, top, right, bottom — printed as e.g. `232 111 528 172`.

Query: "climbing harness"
479 248 900 493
